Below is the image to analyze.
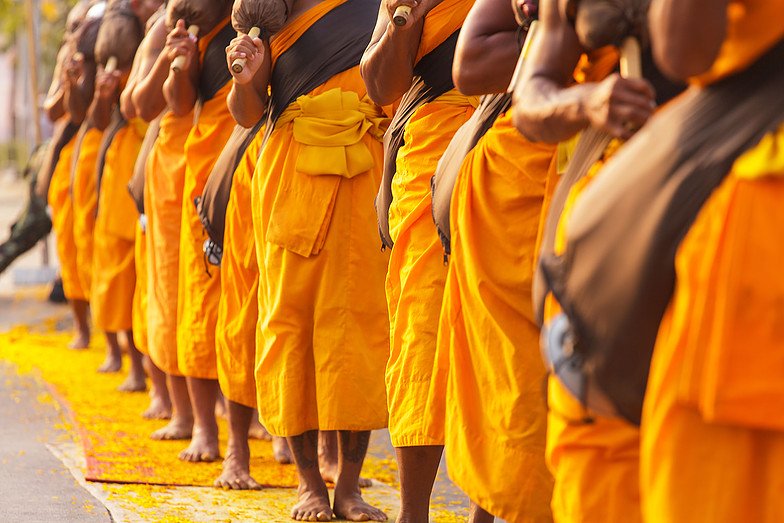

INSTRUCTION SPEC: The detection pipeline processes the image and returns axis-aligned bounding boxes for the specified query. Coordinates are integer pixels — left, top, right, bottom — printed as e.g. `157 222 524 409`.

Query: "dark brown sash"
376 29 461 249
197 119 264 249
127 115 161 215
199 21 235 102
539 37 784 424
95 108 126 196
37 119 80 201
262 0 379 145
431 92 511 256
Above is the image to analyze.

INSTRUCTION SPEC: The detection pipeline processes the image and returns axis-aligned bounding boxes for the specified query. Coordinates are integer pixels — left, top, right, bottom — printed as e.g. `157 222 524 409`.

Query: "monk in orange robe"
639 1 784 521
121 4 173 419
162 0 236 462
131 13 195 439
228 0 389 519
511 0 658 520
44 5 93 349
427 1 556 521
360 1 480 520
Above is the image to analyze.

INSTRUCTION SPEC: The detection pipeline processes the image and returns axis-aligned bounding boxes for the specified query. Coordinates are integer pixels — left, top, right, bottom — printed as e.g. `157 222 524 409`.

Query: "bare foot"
249 418 272 441
179 427 220 462
118 373 147 393
273 436 293 464
334 488 388 522
321 462 372 488
97 355 122 373
142 395 172 420
214 451 261 490
68 332 90 350
292 484 333 522
150 416 193 440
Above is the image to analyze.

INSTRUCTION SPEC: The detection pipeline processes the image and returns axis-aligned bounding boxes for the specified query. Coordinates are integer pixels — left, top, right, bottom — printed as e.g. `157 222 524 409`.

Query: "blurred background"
1 0 76 177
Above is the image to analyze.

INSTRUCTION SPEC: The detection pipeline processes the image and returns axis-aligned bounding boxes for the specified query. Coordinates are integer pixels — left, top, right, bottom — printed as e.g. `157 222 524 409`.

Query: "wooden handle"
230 26 262 74
392 5 412 26
171 24 200 73
620 37 641 79
105 56 118 73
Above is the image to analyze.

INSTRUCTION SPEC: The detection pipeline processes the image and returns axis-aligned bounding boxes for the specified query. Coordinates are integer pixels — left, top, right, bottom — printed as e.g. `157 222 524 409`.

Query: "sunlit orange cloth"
641 3 784 520
385 0 476 449
216 129 264 409
176 18 235 380
133 222 148 355
253 0 390 436
71 127 103 299
432 111 554 522
48 134 86 301
145 110 191 376
91 119 147 332
531 48 644 523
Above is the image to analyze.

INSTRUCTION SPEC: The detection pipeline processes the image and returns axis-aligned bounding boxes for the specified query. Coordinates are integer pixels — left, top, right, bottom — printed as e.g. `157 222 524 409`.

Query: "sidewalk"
0 175 471 522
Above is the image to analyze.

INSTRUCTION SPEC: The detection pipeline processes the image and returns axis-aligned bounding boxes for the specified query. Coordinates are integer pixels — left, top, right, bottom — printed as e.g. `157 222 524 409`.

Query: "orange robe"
176 19 235 380
216 130 264 409
385 0 476 448
133 221 148 354
542 49 644 523
641 2 784 521
435 111 555 522
253 0 390 436
71 126 103 298
91 119 147 332
145 110 191 376
48 133 86 301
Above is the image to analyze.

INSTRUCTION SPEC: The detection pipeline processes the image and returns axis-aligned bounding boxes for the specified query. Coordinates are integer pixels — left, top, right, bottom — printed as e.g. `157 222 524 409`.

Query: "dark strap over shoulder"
431 92 511 256
199 21 235 102
127 115 161 215
376 29 461 249
37 119 80 201
539 36 784 425
197 118 264 248
263 0 379 138
96 108 127 196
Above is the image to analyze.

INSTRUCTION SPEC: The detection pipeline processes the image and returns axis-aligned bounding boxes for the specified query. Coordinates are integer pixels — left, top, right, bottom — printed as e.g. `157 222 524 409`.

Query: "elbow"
511 100 559 144
453 60 487 97
360 61 397 107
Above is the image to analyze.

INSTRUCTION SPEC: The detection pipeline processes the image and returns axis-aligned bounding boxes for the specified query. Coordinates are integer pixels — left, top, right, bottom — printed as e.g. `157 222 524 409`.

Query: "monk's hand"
584 74 656 140
226 33 264 85
65 54 84 86
95 68 121 101
166 19 197 72
384 0 439 30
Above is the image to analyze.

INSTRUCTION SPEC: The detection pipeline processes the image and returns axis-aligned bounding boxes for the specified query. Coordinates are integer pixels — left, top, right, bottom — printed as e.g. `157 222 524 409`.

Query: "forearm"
650 0 727 79
91 96 115 131
513 77 593 143
163 70 197 117
132 52 171 121
44 88 66 122
227 82 267 128
65 82 90 124
454 31 519 95
361 23 420 106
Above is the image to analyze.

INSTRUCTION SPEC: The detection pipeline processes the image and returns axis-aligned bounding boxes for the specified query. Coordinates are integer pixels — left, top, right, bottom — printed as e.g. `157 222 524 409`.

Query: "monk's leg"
248 410 271 440
179 377 220 462
468 502 494 523
98 332 122 373
142 355 172 419
214 400 261 490
151 374 193 440
320 431 371 487
333 431 387 522
395 445 443 523
118 330 147 392
274 436 293 464
68 298 91 349
289 430 333 522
